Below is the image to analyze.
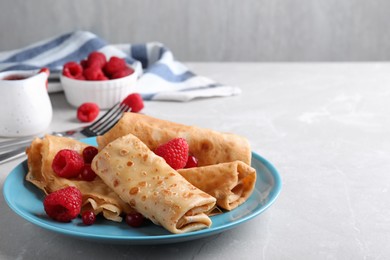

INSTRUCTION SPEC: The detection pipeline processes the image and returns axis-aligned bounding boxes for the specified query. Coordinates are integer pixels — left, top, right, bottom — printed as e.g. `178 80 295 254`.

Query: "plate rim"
2 138 282 244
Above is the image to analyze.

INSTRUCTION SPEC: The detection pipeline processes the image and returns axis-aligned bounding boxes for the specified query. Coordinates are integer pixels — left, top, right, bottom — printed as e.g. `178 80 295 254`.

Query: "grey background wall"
1 0 390 61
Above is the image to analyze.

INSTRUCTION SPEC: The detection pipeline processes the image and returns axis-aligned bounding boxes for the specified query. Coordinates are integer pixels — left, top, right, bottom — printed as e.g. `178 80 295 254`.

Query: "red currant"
82 211 96 225
125 212 145 227
185 155 198 168
80 164 97 181
82 146 98 163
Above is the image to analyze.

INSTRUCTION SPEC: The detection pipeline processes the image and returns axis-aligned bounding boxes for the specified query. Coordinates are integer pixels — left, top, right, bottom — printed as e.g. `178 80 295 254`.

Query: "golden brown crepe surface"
96 112 251 166
178 161 256 210
92 133 217 234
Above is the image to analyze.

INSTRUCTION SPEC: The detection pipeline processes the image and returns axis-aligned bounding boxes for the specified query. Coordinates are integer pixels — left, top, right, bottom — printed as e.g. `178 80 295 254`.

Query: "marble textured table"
1 63 389 259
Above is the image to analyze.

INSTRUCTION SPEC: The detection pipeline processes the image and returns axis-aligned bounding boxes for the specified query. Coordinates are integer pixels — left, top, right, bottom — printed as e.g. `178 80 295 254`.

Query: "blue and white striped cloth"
0 31 241 101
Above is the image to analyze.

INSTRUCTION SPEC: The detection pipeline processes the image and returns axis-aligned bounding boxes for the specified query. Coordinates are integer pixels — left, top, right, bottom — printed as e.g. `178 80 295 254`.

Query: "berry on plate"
80 164 97 181
82 210 96 225
185 155 198 168
43 186 82 222
154 138 189 170
77 103 100 122
125 212 145 227
52 149 85 178
82 146 99 164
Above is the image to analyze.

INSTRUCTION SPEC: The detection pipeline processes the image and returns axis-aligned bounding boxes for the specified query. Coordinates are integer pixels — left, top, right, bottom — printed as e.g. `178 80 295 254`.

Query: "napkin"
0 31 241 101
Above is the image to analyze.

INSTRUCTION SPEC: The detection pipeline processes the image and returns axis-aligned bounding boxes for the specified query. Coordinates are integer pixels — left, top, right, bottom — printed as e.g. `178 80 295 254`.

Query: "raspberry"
83 67 108 81
121 93 144 113
82 146 99 163
110 67 134 79
77 103 100 122
185 155 198 168
103 57 126 76
154 138 189 170
43 186 82 222
75 74 86 80
80 164 97 181
52 149 85 178
80 59 88 68
86 51 106 68
63 62 83 79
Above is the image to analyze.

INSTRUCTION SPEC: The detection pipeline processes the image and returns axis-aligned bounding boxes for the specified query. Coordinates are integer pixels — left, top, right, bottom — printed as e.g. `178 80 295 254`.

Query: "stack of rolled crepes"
97 113 257 212
25 112 257 234
92 133 216 233
26 135 134 222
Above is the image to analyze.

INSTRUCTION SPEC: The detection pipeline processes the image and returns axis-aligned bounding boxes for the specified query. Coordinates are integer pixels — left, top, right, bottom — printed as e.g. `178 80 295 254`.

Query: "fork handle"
0 129 85 154
0 137 36 151
0 146 27 165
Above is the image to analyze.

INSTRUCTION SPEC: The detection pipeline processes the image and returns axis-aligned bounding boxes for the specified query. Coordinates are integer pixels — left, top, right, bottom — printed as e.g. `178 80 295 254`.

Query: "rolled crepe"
178 161 257 211
91 133 217 234
96 112 251 166
26 135 134 222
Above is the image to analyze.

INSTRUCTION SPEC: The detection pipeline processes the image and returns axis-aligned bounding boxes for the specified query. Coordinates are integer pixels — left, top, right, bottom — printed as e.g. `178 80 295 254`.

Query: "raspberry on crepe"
43 186 82 222
154 138 189 170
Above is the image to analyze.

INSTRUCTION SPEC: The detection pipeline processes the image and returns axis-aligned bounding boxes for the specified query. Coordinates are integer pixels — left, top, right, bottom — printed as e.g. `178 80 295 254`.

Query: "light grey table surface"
1 63 389 260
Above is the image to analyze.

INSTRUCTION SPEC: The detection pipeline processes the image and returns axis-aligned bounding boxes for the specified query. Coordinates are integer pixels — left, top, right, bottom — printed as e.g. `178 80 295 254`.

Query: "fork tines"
80 102 131 137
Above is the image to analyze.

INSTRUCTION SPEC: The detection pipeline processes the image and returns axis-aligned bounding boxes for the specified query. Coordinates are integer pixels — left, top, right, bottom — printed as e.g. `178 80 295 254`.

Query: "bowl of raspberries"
60 51 137 109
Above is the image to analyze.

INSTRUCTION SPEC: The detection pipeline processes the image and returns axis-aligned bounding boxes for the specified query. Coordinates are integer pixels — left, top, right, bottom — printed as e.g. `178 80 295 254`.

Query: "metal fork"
0 102 131 164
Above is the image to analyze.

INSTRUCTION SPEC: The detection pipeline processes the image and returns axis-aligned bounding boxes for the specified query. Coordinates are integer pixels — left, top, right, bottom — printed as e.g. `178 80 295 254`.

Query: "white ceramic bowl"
61 70 138 109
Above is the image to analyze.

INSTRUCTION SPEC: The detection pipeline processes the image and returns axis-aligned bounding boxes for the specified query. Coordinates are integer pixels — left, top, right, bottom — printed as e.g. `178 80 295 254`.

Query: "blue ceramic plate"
3 137 281 244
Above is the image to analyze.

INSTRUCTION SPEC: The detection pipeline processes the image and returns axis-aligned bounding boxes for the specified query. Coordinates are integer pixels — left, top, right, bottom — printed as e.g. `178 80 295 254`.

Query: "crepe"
96 112 251 166
178 161 256 211
25 135 134 222
91 133 217 234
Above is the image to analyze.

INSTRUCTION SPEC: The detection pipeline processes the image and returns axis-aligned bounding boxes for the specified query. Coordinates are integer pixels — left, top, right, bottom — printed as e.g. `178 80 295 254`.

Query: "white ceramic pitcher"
0 68 52 137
